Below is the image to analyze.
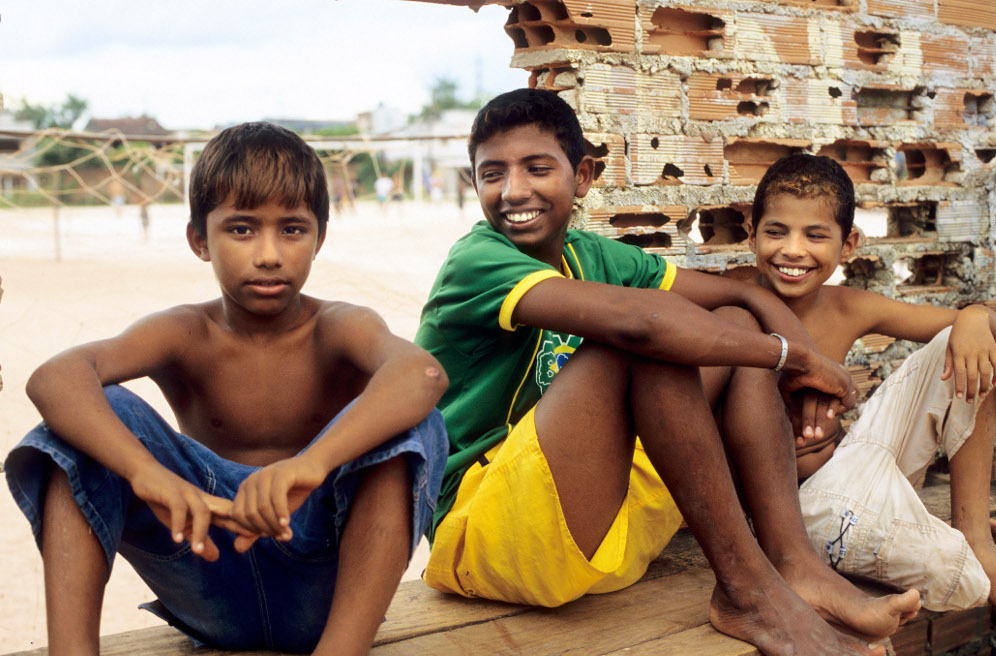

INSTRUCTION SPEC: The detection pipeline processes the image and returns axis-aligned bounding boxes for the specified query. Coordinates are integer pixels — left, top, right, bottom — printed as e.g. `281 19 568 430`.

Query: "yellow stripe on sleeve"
499 269 563 331
659 261 677 291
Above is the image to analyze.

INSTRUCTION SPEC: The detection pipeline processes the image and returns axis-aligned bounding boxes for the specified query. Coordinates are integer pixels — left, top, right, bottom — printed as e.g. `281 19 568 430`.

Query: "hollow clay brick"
933 89 994 128
920 32 972 78
815 140 889 184
725 138 810 185
638 5 733 57
586 205 688 256
896 143 962 187
868 0 935 20
584 132 627 187
563 0 636 52
971 37 996 78
687 73 779 122
581 63 681 117
939 0 996 30
504 0 630 54
630 135 724 186
734 12 820 65
937 199 989 242
781 78 858 125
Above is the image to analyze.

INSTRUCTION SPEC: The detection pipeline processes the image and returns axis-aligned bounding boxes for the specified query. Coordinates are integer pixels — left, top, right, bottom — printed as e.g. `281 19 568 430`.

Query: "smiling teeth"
778 266 809 277
506 211 540 223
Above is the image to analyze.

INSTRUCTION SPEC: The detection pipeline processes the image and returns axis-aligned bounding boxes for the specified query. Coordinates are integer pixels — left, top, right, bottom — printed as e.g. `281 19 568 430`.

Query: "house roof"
84 115 172 137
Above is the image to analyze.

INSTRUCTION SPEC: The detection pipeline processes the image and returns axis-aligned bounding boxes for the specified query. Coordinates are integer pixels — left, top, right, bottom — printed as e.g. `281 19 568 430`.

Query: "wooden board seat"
5 478 993 656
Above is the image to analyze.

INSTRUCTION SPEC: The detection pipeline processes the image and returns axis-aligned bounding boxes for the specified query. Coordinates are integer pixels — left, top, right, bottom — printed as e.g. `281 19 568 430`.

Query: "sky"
0 0 529 130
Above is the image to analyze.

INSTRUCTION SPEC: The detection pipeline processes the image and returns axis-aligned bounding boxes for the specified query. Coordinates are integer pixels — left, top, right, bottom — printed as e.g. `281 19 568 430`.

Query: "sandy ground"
0 199 478 652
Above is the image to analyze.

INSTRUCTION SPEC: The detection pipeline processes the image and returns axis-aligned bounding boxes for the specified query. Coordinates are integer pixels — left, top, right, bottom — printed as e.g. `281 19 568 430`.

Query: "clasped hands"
132 454 329 562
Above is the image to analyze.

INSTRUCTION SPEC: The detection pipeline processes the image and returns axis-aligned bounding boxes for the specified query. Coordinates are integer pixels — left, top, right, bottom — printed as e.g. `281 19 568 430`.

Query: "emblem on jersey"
535 333 583 392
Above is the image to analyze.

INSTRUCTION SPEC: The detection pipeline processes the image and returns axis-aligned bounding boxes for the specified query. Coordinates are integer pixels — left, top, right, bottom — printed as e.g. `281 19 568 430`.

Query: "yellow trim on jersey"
504 329 545 428
659 261 676 291
499 269 563 331
565 244 584 280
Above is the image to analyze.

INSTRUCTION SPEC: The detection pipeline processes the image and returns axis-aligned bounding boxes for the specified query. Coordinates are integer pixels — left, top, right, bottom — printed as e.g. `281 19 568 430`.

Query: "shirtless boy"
739 153 996 611
5 122 448 656
416 89 920 656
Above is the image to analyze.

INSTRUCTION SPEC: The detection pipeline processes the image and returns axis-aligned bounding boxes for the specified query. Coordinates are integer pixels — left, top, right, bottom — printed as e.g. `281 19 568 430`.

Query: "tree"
16 94 91 174
419 76 481 120
16 94 88 130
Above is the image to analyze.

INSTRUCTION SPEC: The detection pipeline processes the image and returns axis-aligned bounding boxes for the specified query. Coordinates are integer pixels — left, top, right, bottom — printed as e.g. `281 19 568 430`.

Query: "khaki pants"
799 327 990 611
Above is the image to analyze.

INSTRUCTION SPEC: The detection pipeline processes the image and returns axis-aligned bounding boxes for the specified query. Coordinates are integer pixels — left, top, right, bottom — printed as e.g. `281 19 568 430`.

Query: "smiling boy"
4 122 449 656
415 89 920 656
740 153 996 611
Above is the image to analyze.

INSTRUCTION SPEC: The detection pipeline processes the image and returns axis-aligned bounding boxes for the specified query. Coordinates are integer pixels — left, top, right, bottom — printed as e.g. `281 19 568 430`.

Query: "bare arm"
305 305 448 471
230 306 447 547
512 274 856 413
25 310 235 559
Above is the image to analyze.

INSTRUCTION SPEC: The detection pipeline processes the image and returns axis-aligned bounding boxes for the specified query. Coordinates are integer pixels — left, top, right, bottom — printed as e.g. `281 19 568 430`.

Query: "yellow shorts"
424 407 682 607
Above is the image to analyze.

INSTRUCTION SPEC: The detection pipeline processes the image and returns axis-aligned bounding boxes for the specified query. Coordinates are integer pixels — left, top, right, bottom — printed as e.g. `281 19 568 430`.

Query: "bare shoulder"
820 284 955 342
311 298 390 338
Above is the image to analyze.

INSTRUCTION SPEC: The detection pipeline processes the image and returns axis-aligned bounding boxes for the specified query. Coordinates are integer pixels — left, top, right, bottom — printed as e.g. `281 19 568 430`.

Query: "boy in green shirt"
416 89 920 656
738 153 996 611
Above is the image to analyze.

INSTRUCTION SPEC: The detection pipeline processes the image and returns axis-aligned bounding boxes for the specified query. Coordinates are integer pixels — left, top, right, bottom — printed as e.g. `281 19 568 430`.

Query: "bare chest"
157 340 367 465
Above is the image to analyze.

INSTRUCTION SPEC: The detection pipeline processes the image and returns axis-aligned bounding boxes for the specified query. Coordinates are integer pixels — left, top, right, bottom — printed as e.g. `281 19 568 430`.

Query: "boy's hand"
944 305 996 401
229 454 330 552
788 390 842 446
128 462 236 562
779 344 858 437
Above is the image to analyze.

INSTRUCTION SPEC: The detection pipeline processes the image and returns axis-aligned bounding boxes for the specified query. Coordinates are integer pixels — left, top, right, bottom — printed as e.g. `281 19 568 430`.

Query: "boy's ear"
574 155 595 199
314 230 327 259
186 222 211 262
840 228 860 260
747 223 757 254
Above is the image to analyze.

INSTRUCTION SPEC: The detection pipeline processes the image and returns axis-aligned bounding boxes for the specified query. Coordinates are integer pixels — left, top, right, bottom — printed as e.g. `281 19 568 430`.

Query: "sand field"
0 200 476 652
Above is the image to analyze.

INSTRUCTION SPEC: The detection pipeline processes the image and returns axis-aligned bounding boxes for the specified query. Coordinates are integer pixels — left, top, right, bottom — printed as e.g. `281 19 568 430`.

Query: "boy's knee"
712 305 761 331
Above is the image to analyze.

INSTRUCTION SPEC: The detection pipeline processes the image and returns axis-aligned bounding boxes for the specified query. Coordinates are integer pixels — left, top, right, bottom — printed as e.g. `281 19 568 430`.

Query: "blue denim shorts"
4 385 448 652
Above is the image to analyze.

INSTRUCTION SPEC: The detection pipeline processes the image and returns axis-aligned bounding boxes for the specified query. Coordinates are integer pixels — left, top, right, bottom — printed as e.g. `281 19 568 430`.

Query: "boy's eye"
229 225 252 236
529 166 552 175
479 170 502 182
283 225 306 235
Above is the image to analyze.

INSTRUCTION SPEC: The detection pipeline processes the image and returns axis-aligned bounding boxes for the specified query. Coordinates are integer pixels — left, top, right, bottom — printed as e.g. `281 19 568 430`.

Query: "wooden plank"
371 567 719 655
377 580 528 644
601 623 758 656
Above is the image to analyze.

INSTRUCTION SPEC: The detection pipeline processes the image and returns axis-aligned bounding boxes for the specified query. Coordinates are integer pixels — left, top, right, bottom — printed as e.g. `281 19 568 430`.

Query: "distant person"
416 89 919 656
5 122 448 656
732 153 996 611
374 174 393 212
139 201 150 242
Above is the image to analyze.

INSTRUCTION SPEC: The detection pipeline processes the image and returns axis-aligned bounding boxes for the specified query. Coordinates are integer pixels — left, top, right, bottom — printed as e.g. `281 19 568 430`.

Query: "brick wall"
417 0 996 383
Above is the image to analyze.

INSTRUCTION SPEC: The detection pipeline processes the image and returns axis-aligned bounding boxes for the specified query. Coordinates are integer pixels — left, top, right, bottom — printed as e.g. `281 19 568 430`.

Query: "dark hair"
189 122 329 237
752 153 855 237
468 88 586 172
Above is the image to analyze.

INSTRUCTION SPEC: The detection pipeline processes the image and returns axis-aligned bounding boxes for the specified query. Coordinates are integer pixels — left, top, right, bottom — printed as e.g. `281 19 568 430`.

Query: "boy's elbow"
26 359 62 408
421 355 449 400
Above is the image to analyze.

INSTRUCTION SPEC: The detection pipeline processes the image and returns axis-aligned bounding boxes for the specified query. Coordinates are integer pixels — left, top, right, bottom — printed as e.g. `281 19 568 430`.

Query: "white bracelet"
770 333 788 371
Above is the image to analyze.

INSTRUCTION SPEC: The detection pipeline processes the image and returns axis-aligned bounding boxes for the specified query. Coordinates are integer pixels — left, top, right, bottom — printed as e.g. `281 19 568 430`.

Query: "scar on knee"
425 367 441 378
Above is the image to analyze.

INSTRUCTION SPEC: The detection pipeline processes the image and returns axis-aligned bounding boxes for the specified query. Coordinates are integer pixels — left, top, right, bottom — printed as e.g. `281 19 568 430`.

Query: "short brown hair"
189 122 329 237
752 154 855 237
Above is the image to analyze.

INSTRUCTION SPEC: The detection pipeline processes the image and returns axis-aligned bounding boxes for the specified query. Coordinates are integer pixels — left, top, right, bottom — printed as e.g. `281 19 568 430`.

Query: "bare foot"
709 579 886 656
777 555 920 641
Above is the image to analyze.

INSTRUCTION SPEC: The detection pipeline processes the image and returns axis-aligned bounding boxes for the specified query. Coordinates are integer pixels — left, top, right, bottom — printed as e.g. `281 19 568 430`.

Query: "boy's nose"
254 234 282 268
502 168 531 203
783 234 807 257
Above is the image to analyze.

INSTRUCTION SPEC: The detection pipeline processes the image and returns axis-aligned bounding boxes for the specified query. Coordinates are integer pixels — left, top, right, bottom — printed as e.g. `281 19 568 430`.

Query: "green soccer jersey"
415 221 676 539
